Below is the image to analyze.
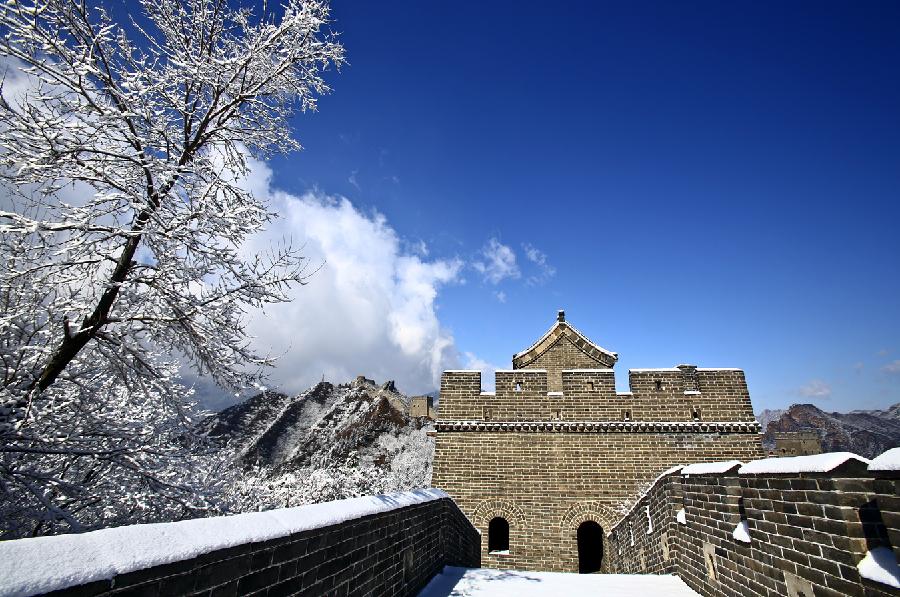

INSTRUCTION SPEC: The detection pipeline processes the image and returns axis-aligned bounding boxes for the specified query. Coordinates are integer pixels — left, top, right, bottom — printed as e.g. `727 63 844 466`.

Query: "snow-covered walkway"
418 566 700 596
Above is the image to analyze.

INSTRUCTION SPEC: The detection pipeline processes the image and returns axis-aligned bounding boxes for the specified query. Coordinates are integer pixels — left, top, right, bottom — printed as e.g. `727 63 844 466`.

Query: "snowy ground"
417 567 700 597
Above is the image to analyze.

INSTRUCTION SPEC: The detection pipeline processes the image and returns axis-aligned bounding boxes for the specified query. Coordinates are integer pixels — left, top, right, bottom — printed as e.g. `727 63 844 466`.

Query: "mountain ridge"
758 402 900 459
200 377 434 510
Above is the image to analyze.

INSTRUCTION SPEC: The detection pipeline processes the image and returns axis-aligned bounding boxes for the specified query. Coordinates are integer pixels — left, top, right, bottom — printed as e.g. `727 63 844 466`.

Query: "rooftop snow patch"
857 547 900 589
738 452 870 475
0 489 448 597
869 447 900 472
682 460 743 475
495 369 547 373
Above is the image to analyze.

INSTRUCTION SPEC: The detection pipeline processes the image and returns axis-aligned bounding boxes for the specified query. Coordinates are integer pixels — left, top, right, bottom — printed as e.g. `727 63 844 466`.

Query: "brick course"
606 461 900 597
43 498 479 597
433 313 765 572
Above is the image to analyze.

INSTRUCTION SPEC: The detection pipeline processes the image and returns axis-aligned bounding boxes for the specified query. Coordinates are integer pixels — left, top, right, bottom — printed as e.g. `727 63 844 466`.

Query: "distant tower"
772 431 821 457
410 396 435 419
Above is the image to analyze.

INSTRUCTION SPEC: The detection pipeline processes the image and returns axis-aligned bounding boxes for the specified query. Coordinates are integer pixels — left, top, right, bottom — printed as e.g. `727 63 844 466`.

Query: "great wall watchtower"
431 310 766 572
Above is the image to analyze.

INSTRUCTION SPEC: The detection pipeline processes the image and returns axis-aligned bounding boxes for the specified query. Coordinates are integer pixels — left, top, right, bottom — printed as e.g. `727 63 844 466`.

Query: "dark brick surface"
606 468 900 597
47 498 479 597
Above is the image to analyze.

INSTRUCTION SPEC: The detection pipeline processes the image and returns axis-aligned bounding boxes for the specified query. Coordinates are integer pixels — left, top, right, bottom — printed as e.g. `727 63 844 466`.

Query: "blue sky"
110 1 900 412
247 0 900 413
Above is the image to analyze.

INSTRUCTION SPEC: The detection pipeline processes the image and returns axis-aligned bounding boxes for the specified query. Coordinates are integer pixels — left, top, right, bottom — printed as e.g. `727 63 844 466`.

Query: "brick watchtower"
431 310 764 573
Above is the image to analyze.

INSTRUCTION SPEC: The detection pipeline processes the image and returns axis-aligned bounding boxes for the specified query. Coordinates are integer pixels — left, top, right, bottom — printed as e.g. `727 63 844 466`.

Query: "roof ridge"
512 318 617 368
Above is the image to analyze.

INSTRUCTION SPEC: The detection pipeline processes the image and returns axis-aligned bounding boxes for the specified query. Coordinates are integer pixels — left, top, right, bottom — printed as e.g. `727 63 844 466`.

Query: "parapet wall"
0 489 480 597
438 366 756 423
605 450 900 596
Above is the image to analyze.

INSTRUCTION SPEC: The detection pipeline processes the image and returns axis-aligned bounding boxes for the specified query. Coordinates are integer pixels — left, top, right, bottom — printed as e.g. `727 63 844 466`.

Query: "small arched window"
488 517 510 553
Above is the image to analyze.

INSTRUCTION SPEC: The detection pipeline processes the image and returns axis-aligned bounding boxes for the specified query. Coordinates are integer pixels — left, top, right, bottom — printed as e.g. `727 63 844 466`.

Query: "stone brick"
434 314 763 572
44 498 479 597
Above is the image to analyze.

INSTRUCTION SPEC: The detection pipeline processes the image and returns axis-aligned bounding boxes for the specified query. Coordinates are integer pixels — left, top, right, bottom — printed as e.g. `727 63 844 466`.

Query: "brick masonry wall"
607 470 684 575
46 498 480 597
605 460 900 597
432 430 763 572
523 336 605 391
438 369 758 423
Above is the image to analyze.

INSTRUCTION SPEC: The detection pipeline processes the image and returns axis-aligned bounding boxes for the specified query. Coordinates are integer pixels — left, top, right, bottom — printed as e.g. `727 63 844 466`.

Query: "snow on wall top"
681 460 743 475
868 447 900 472
610 466 684 532
738 452 870 475
0 489 449 597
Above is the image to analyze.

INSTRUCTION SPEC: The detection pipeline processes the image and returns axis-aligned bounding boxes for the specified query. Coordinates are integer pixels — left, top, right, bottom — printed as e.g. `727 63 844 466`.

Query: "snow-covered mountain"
759 402 900 459
200 377 434 510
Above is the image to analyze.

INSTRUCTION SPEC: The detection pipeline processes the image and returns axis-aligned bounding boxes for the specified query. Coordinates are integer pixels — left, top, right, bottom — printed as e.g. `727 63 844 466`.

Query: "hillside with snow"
200 377 435 511
759 402 900 459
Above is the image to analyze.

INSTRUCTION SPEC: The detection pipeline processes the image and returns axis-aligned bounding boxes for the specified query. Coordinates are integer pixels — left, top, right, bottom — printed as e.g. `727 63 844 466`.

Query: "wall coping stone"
611 466 685 531
869 447 900 473
738 452 871 475
435 421 762 433
0 489 450 596
682 460 744 476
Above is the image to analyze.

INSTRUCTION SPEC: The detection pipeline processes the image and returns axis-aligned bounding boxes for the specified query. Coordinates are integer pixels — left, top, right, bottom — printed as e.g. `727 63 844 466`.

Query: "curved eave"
512 321 618 369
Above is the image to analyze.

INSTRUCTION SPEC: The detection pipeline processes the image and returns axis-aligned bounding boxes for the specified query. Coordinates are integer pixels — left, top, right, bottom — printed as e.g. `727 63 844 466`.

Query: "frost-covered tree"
0 0 344 537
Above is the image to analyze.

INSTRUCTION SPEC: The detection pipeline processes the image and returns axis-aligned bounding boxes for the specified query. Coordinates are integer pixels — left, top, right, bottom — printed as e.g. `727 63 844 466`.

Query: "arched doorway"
577 520 603 573
488 517 510 553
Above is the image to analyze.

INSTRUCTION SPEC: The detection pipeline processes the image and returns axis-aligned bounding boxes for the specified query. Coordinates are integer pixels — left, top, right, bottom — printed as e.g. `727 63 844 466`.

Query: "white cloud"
522 243 556 285
472 238 520 284
796 379 831 398
410 239 429 257
882 360 900 375
463 352 502 392
231 157 464 398
494 290 507 303
0 57 39 110
348 169 360 191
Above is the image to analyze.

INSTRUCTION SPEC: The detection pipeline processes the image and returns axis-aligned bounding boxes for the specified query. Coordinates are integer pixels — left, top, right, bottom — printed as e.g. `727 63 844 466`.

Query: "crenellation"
436 366 755 423
606 455 900 596
433 311 765 572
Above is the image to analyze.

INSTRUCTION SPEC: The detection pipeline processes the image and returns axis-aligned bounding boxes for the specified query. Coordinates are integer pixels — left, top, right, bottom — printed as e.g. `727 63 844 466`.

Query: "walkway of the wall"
605 449 900 597
0 489 480 597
